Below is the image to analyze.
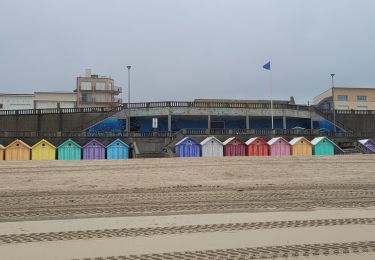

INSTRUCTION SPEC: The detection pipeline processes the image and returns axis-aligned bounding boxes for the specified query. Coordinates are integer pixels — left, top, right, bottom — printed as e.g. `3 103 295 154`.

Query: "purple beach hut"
83 139 106 160
359 139 375 153
267 137 291 156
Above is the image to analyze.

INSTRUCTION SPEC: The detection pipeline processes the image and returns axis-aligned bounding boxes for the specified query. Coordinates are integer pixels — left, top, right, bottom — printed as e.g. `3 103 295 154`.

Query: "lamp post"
127 66 131 133
330 73 336 133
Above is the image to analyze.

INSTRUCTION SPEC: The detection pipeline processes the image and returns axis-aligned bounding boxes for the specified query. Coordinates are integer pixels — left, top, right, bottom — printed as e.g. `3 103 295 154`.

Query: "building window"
0 104 3 109
357 95 367 101
80 82 92 90
337 95 348 101
81 93 93 102
96 82 106 90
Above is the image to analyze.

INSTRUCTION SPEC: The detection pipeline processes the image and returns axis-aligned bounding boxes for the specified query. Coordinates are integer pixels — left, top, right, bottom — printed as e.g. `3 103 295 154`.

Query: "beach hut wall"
175 136 201 157
223 137 247 156
83 139 106 160
57 139 82 160
200 136 223 157
0 144 4 160
311 137 335 156
107 139 129 159
267 137 291 156
289 137 312 156
31 139 56 160
246 137 269 156
5 139 31 161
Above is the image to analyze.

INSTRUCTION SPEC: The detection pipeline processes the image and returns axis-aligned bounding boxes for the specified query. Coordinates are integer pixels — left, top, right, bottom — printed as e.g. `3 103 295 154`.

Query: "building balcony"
78 87 122 94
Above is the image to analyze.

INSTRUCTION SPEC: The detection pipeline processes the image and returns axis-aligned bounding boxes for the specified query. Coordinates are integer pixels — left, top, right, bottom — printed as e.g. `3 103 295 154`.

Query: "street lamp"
330 73 336 133
127 66 131 132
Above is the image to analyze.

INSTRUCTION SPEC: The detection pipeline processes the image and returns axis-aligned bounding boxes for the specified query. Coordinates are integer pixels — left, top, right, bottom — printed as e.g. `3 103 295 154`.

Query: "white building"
0 94 34 110
33 92 76 109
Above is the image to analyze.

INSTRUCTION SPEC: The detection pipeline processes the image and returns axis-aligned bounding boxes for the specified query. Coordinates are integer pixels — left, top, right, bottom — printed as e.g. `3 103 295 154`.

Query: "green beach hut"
311 137 335 156
57 139 82 160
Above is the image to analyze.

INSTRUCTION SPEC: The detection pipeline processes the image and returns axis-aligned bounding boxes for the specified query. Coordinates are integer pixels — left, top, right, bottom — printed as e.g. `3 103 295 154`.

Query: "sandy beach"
1 155 375 259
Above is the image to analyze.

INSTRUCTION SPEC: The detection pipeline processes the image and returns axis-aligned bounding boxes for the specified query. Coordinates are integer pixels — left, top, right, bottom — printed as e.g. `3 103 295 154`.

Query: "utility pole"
127 66 131 133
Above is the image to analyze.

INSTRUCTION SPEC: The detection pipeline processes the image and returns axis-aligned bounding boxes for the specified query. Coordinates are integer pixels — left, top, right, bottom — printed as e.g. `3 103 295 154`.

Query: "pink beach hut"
267 137 291 156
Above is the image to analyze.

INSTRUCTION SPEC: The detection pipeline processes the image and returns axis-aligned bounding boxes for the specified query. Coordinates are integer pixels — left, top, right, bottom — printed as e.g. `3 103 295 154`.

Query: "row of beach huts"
175 136 336 157
0 139 129 161
1 136 374 161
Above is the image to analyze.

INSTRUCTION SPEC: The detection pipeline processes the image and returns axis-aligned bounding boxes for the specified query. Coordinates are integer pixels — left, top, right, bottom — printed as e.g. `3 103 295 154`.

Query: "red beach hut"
246 137 269 156
223 137 246 156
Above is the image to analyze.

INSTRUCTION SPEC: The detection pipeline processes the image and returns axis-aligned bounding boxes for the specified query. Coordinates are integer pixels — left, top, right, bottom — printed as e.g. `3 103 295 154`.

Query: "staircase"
309 106 351 132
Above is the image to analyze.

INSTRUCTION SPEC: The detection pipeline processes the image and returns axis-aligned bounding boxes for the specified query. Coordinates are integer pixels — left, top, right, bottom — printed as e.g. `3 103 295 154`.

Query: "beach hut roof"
289 137 311 146
6 139 31 149
83 139 105 148
58 139 82 149
267 137 289 146
311 136 334 146
245 137 267 145
223 137 244 145
358 139 372 145
107 138 129 148
32 139 56 149
175 136 199 146
0 144 5 149
200 136 223 146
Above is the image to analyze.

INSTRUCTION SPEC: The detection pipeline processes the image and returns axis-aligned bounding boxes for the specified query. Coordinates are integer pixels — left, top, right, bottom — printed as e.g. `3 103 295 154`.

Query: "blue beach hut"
175 136 201 157
106 139 129 159
57 139 82 160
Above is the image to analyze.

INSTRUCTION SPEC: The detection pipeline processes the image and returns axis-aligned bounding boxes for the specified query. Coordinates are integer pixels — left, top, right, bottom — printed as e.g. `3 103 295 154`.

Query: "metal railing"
0 101 309 116
2 129 374 139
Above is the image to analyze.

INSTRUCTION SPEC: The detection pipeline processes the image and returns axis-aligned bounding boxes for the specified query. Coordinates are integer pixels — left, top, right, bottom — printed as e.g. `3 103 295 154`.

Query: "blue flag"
263 61 271 70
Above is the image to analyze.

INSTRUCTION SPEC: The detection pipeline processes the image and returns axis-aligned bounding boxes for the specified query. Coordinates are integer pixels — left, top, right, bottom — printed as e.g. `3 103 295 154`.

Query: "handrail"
0 101 309 116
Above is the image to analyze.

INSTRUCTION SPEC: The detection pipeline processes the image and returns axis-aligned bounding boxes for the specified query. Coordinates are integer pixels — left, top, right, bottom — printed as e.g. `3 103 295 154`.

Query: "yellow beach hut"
32 139 56 160
5 139 31 161
0 144 5 160
289 137 312 156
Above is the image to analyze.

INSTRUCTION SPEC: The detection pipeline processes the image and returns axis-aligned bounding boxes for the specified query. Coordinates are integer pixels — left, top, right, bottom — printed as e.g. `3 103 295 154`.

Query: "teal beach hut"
311 137 335 155
57 139 82 160
106 139 129 159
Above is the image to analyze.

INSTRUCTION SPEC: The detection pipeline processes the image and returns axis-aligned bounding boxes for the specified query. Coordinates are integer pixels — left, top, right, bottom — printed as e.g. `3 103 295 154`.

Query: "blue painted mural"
87 118 126 134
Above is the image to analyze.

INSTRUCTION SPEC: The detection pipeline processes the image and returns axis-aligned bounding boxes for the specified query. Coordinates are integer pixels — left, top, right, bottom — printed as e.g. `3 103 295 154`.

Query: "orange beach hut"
5 139 31 161
289 137 312 156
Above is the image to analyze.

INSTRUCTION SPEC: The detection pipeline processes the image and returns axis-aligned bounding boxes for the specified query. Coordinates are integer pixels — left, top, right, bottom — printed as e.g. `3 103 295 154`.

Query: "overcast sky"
0 0 374 104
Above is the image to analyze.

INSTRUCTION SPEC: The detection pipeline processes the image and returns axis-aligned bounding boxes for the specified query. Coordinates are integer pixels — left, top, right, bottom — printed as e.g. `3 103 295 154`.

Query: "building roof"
58 139 82 149
223 137 244 146
0 144 5 149
200 136 223 146
267 137 289 146
175 136 199 146
107 138 129 148
311 137 334 146
289 137 311 146
6 139 32 149
245 137 267 145
32 139 56 149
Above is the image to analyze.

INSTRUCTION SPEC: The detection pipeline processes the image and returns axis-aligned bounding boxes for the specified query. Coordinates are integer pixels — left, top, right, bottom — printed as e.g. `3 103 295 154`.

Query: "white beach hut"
200 136 224 157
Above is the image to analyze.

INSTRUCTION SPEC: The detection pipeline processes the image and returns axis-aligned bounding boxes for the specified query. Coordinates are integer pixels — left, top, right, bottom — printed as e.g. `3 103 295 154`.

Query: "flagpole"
270 67 274 129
